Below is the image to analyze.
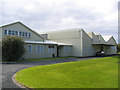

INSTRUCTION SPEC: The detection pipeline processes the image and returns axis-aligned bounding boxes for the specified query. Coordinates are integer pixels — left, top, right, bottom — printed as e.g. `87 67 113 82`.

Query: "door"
57 46 59 57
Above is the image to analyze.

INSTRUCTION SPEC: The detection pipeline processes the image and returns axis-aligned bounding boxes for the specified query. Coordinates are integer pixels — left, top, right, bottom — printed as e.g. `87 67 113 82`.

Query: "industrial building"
0 21 117 59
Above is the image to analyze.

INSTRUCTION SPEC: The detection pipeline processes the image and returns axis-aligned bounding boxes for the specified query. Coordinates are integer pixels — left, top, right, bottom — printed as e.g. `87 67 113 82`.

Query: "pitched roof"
107 36 117 45
1 21 44 39
102 35 112 42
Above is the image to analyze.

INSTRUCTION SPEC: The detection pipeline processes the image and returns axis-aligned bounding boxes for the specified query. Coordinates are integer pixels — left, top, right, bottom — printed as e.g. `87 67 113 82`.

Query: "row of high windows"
4 30 31 37
27 44 55 53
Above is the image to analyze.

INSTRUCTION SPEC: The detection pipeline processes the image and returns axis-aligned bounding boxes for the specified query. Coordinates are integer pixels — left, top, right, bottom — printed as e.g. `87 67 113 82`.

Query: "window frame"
8 30 12 35
28 33 31 37
4 30 8 35
12 31 15 36
27 44 32 53
48 45 55 53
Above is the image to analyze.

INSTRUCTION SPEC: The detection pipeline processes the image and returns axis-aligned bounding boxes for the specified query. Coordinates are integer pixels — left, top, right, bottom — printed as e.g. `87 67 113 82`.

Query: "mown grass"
15 56 118 88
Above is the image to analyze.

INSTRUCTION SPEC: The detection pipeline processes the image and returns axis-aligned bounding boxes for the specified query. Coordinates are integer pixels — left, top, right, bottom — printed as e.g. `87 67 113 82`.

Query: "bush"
2 36 25 61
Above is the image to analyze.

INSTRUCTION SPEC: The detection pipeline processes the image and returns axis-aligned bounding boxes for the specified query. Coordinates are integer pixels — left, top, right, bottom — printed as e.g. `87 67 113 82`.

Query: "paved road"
1 56 115 89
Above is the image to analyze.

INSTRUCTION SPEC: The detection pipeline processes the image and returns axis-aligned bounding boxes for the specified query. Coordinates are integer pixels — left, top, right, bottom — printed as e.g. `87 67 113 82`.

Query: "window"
48 48 52 53
19 32 24 37
23 32 25 37
4 30 7 35
15 31 18 36
12 31 15 35
64 46 71 53
64 46 67 52
25 32 27 37
36 45 44 53
29 33 31 37
8 30 11 35
27 44 32 53
48 45 54 53
52 48 55 52
40 45 44 53
36 45 40 53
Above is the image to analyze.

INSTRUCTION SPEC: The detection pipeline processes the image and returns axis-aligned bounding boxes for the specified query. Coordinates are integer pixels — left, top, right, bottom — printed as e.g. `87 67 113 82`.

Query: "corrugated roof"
40 28 83 34
25 40 72 46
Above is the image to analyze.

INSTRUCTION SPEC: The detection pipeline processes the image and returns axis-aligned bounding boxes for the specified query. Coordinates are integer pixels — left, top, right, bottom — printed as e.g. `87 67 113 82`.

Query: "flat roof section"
25 40 72 46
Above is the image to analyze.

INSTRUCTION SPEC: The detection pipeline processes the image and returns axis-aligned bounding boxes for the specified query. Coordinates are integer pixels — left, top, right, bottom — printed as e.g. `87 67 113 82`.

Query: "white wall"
82 30 94 56
47 29 83 57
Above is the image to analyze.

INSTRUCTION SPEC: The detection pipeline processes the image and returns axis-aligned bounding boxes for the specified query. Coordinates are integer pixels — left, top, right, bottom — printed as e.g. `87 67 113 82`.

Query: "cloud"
0 0 119 42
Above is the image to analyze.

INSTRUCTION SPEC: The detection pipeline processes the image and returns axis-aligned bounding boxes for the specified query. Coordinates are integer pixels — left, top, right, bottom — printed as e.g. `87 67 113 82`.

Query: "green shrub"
117 43 120 52
2 36 25 61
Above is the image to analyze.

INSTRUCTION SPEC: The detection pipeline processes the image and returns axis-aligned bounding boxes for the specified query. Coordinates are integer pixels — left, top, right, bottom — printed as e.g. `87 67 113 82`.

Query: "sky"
0 0 119 42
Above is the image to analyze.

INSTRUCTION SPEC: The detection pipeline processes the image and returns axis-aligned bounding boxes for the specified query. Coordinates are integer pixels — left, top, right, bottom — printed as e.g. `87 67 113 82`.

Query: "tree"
2 36 25 61
117 43 120 52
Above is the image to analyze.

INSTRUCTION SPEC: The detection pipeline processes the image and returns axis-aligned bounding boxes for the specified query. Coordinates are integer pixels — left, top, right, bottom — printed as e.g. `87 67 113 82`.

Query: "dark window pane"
8 30 11 35
25 32 27 37
15 31 18 36
19 32 21 36
4 30 7 35
29 33 30 37
12 31 14 35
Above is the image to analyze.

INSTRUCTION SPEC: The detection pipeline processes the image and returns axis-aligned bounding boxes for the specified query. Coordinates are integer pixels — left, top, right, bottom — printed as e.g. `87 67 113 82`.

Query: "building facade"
44 29 117 57
0 22 72 59
0 22 117 59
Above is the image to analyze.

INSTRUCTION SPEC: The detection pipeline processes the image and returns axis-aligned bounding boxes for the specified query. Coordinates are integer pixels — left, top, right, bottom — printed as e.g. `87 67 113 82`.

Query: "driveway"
1 56 114 89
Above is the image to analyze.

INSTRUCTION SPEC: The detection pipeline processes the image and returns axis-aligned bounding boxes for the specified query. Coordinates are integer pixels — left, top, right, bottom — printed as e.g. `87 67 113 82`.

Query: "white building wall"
47 30 83 57
82 30 94 56
58 46 72 57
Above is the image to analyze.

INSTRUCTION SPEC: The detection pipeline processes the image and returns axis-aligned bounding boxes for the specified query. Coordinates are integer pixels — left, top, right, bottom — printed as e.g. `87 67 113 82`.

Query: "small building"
0 21 117 59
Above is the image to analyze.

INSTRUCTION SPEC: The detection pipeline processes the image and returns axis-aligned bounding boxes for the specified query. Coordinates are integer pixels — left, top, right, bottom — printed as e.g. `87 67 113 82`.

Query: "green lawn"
15 56 118 88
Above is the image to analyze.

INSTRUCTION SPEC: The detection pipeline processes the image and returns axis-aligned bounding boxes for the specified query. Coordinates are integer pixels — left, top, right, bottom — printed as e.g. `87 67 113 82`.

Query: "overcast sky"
0 0 119 42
